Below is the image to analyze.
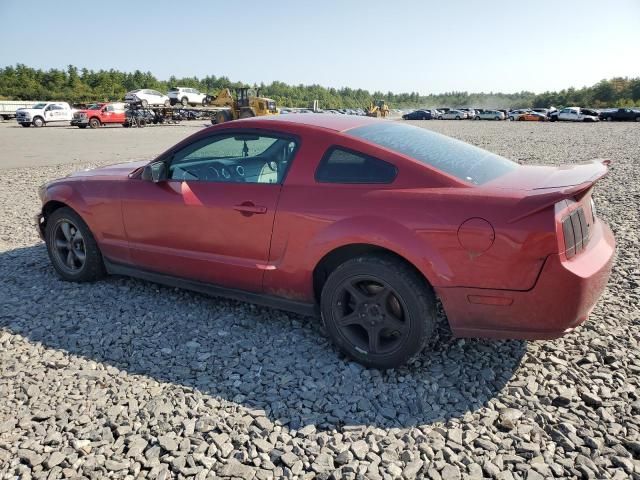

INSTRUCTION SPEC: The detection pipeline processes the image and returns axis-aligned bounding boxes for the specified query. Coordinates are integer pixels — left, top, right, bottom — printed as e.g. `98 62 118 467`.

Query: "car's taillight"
562 207 590 258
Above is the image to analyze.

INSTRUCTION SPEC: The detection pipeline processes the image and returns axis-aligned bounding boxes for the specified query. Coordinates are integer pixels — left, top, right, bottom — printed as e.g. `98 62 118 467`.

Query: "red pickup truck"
71 102 126 128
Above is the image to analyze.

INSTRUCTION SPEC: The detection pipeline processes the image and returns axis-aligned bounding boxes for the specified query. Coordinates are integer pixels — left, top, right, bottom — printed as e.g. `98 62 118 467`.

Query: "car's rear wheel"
45 207 105 282
456 115 461 120
89 117 101 129
321 254 436 369
181 97 189 106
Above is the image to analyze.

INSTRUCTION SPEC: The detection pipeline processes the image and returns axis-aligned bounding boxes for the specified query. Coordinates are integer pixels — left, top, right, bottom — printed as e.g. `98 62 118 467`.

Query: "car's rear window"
346 122 518 185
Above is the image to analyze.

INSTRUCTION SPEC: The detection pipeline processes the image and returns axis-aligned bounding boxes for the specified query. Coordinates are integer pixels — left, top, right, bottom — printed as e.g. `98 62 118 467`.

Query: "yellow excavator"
366 99 390 118
209 87 279 124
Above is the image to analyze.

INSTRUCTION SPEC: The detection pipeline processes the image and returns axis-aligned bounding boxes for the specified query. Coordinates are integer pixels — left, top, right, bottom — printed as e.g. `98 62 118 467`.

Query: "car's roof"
236 113 381 132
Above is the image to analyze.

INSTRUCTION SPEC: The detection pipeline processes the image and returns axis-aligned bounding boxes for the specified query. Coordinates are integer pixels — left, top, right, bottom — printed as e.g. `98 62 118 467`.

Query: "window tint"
346 122 517 185
315 147 397 184
168 133 297 184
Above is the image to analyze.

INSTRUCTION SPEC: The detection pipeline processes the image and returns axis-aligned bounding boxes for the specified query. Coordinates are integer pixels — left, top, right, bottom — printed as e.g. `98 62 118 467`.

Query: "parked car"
402 109 433 120
459 108 476 118
439 109 467 120
124 89 170 108
167 87 209 106
550 107 600 122
474 110 505 120
599 108 640 121
71 102 126 129
531 108 550 117
35 116 615 368
517 112 548 122
507 109 531 121
15 102 74 127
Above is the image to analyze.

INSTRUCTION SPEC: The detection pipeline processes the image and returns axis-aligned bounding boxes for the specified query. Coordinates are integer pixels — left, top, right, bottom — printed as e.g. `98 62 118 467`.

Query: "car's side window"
168 133 297 184
315 147 397 184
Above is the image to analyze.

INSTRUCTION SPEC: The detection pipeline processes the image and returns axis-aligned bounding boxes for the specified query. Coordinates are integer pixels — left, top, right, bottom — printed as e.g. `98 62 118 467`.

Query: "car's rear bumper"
436 220 615 340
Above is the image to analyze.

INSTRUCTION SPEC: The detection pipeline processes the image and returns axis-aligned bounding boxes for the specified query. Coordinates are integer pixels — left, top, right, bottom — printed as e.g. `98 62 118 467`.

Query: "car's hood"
68 160 148 179
487 160 609 191
17 108 41 114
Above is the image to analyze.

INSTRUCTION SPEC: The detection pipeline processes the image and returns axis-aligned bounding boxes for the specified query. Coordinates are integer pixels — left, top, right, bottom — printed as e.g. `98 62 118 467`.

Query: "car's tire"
45 207 105 282
437 116 442 120
635 116 640 122
122 122 130 128
495 116 500 120
141 99 148 108
89 117 101 129
202 98 209 106
170 99 177 106
181 97 189 107
164 99 171 107
78 125 87 129
320 254 436 369
33 117 45 127
455 115 461 120
21 123 31 127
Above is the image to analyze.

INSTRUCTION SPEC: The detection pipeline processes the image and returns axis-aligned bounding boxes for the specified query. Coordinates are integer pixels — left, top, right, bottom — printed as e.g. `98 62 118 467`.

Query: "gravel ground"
1 121 639 479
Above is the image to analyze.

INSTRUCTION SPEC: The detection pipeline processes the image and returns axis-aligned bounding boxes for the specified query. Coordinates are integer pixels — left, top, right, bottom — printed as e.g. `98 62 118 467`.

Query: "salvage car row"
402 107 640 122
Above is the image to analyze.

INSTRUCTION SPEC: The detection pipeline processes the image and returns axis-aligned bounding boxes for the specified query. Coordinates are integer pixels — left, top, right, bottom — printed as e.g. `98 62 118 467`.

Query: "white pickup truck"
550 107 600 122
15 102 74 127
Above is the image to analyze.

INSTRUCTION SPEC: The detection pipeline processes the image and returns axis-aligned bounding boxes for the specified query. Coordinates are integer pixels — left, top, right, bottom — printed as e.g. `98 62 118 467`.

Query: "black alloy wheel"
331 276 409 356
321 254 436 369
51 219 86 274
45 207 105 282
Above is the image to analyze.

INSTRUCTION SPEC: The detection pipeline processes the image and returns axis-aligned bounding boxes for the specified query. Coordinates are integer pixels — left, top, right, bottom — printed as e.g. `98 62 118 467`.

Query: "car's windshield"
32 103 47 109
87 104 102 110
346 122 518 185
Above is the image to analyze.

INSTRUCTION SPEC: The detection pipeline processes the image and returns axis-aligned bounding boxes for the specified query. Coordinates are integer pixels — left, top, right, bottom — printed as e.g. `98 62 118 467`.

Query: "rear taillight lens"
562 206 591 259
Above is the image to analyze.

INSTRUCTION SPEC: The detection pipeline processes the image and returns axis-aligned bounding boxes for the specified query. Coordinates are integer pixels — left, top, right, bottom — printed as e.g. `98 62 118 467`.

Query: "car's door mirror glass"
142 162 167 183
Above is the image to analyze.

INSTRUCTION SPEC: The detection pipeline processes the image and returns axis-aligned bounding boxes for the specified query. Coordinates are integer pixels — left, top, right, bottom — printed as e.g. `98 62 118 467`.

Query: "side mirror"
142 162 168 183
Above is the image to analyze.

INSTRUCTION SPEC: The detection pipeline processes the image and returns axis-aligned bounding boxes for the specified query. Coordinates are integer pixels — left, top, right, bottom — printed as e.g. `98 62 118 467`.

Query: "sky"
0 0 638 95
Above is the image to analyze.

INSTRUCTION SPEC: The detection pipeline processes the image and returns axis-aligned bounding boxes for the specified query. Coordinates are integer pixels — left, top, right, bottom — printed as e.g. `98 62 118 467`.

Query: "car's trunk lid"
487 160 609 192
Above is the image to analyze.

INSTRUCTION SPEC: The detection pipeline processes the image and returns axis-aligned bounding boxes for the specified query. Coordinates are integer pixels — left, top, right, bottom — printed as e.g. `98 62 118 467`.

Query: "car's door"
43 105 56 122
121 131 298 292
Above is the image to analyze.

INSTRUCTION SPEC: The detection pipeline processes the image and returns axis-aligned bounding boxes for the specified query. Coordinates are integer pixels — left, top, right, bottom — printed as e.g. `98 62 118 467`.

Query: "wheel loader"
209 87 279 124
366 100 390 118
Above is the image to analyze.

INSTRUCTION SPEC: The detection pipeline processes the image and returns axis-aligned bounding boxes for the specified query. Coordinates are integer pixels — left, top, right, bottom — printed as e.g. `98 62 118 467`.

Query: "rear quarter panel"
265 128 557 301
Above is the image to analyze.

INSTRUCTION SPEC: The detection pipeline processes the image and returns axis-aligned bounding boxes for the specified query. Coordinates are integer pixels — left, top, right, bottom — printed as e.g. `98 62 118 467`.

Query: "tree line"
0 64 639 109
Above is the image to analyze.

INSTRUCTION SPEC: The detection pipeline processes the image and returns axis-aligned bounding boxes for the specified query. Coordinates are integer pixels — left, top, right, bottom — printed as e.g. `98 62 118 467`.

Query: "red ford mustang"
36 115 615 368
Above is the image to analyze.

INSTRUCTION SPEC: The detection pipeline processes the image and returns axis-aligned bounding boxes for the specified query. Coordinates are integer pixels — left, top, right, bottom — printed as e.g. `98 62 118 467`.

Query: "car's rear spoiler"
508 159 611 224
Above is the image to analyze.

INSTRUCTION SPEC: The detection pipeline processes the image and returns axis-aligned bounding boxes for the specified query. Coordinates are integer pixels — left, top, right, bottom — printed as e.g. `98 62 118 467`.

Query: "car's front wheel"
33 117 45 127
89 118 101 129
45 207 105 282
321 254 436 369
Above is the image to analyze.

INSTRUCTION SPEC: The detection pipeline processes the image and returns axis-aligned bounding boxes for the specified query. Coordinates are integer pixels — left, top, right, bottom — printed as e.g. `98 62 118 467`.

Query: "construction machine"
366 99 390 118
209 87 278 124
